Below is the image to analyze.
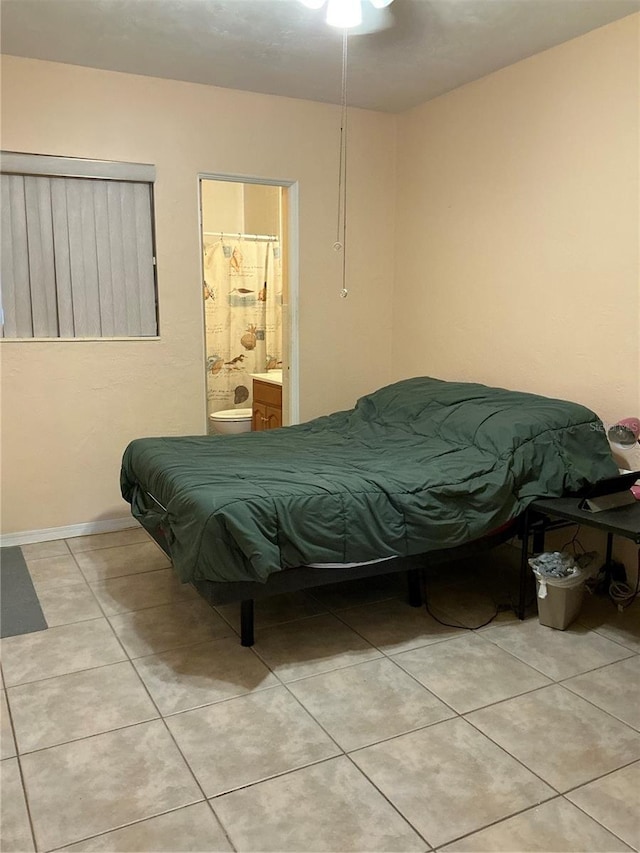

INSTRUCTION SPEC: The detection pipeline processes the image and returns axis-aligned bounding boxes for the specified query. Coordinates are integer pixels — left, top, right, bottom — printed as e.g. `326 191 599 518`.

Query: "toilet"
209 408 252 435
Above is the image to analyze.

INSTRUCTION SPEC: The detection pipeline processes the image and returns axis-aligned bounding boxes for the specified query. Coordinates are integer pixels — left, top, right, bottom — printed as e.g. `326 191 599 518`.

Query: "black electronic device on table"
578 470 640 513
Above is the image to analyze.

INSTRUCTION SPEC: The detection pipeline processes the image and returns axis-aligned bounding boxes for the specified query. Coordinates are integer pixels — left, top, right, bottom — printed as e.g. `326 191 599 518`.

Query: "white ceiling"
1 0 638 113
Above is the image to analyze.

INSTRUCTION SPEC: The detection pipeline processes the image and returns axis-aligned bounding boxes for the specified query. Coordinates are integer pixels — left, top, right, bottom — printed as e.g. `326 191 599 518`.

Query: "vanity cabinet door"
252 381 282 431
252 400 271 431
265 405 282 429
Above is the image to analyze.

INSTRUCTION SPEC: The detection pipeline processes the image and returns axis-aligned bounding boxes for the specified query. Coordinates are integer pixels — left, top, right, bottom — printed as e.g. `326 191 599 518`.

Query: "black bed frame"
147 522 521 646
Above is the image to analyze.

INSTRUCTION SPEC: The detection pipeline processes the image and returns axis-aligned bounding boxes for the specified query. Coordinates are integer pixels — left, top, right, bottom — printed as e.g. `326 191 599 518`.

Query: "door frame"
197 172 299 428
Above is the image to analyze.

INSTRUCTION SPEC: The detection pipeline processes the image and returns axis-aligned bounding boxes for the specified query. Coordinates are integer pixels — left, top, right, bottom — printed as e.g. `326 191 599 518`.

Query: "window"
0 153 158 338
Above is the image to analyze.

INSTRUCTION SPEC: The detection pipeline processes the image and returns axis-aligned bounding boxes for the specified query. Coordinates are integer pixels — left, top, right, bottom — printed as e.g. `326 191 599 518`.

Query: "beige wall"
2 15 639 539
200 181 280 237
243 184 281 237
201 180 244 234
392 13 640 577
0 56 396 535
393 14 639 433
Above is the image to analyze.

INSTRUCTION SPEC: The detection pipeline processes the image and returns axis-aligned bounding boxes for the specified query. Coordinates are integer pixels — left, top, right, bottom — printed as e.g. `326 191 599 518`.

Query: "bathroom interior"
200 178 285 435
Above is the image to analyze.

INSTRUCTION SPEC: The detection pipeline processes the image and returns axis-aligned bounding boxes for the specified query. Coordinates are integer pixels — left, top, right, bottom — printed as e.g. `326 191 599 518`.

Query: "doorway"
198 175 298 434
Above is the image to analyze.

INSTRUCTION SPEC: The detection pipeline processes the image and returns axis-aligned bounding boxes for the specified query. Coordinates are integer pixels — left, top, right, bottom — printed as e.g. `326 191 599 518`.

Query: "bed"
121 376 617 644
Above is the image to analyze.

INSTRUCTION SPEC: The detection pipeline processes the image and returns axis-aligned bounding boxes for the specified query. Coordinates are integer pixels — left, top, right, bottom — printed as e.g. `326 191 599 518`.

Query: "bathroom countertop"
250 371 283 387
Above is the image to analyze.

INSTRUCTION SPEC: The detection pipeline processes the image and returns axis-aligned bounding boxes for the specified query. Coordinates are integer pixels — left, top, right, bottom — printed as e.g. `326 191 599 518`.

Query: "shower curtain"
203 236 282 426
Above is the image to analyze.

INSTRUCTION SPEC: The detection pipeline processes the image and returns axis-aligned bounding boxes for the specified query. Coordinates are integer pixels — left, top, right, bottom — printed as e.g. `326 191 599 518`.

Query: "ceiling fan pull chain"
337 29 349 298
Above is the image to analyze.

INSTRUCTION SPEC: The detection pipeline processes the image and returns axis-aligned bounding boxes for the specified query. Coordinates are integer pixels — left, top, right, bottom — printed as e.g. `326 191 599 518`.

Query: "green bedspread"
120 377 617 584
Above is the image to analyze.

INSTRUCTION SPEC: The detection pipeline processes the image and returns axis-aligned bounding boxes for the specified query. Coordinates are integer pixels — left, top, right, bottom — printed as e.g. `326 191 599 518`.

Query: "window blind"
1 164 157 338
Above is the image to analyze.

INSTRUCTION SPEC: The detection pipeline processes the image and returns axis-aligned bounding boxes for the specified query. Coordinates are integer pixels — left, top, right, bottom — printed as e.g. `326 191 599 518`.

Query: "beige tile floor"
1 531 639 852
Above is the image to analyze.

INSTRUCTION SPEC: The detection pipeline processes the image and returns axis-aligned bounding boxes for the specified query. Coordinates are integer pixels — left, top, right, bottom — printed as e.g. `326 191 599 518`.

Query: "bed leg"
518 509 532 620
240 599 255 647
532 527 545 555
407 568 423 607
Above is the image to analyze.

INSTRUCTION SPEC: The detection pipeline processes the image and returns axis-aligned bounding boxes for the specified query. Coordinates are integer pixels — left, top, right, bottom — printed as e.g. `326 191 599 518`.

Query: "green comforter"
120 377 617 584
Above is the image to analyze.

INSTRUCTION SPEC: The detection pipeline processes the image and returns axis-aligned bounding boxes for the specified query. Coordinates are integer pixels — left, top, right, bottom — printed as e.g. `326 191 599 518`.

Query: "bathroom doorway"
198 175 297 434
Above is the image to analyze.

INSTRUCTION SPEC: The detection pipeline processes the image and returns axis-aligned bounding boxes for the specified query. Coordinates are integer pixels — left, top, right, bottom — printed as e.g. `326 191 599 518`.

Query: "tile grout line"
1 608 40 853
115 596 635 846
181 608 434 847
309 591 474 672
432 794 568 851
344 748 435 851
461 691 565 795
4 749 39 853
1 593 131 689
63 530 151 557
250 646 384 685
42 801 233 853
459 688 640 805
99 590 239 852
390 656 554 717
16 546 239 853
248 617 439 850
561 766 640 851
432 791 635 852
67 535 177 606
10 542 640 851
322 600 560 722
4 652 163 754
559 668 640 733
33 564 629 777
473 628 637 683
556 651 640 685
206 753 345 800
133 623 424 852
561 754 640 798
84 599 239 853
3 646 130 690
586 625 640 656
155 680 283 722
250 632 471 752
462 676 640 747
55 544 115 622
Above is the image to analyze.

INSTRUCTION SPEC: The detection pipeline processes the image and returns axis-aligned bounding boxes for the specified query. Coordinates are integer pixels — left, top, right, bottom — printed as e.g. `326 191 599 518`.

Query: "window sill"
0 336 162 343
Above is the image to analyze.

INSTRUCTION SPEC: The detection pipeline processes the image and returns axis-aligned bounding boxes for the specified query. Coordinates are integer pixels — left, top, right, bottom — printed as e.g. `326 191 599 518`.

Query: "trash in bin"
529 551 586 630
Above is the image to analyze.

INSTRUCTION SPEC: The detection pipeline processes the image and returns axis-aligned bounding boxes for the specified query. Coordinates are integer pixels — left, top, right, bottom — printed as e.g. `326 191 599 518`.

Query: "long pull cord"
334 30 349 298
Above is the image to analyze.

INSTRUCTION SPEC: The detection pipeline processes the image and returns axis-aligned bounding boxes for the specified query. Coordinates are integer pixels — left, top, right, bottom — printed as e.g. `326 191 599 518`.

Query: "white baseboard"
0 517 140 548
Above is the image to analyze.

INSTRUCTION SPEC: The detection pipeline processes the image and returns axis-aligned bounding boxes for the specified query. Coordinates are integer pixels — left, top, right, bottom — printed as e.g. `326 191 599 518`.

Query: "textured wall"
0 56 396 534
393 15 639 429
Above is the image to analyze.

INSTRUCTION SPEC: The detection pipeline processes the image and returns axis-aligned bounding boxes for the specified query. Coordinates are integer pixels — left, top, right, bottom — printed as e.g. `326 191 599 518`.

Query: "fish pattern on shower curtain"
203 237 282 427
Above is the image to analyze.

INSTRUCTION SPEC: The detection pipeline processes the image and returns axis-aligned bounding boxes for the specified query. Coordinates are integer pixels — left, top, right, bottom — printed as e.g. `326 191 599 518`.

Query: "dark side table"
518 497 640 618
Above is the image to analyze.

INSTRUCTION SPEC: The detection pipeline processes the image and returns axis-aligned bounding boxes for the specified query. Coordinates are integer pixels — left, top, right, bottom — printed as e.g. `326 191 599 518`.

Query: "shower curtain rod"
203 231 278 242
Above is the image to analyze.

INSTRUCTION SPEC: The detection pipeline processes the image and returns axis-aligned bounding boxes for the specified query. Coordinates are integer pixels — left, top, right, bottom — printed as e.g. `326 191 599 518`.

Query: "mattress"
306 557 395 569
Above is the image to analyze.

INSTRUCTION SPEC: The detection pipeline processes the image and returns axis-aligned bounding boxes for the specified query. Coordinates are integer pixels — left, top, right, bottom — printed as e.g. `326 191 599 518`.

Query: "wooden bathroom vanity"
251 373 282 431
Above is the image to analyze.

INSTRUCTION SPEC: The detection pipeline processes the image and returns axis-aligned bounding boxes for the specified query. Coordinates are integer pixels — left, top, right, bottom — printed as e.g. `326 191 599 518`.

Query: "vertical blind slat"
134 183 157 336
80 179 102 335
119 183 142 336
25 177 59 336
107 182 128 335
1 176 17 337
93 181 115 336
64 179 89 335
5 175 34 337
50 178 75 336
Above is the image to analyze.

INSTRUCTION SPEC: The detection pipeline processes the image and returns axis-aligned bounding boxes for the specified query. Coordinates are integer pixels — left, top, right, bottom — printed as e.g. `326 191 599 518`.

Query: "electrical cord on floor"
423 583 516 630
558 528 638 612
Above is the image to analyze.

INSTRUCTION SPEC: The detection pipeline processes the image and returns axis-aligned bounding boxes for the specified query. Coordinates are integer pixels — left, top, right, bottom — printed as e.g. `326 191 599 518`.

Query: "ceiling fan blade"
351 3 395 34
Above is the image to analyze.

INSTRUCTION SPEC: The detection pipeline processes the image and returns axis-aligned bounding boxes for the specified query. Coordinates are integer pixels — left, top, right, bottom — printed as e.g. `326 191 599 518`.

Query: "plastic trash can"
529 552 586 630
534 572 585 630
